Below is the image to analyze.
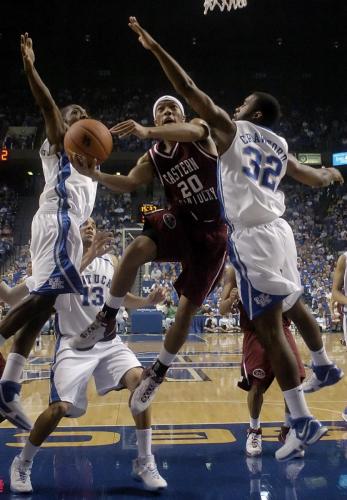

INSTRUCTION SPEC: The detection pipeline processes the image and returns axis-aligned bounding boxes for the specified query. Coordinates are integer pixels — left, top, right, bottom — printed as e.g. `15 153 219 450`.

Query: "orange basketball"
64 118 113 163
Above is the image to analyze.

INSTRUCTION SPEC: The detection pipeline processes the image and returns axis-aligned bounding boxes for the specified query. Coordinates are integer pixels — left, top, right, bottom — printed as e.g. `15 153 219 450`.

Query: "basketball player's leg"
130 295 198 416
119 367 167 491
0 293 55 343
238 330 272 456
10 401 72 493
252 303 327 460
10 339 98 493
279 218 343 392
130 224 226 415
0 307 54 430
245 383 265 457
252 303 301 390
71 235 157 350
287 298 343 393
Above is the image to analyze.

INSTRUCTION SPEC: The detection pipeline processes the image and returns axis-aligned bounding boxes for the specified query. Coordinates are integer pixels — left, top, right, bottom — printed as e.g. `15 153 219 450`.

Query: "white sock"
284 411 291 427
1 353 26 383
283 385 311 420
136 428 152 458
106 294 124 309
19 440 39 463
250 417 260 430
0 335 6 346
310 347 331 366
158 347 176 367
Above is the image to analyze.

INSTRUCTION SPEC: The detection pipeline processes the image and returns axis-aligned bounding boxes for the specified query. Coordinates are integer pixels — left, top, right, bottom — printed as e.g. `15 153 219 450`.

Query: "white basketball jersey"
344 252 347 313
55 255 120 338
38 139 98 224
218 121 288 227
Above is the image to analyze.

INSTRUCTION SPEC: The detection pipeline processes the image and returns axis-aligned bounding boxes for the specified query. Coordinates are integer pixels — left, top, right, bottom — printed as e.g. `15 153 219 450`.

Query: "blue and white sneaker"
342 408 347 422
275 416 327 461
0 381 32 431
302 364 344 393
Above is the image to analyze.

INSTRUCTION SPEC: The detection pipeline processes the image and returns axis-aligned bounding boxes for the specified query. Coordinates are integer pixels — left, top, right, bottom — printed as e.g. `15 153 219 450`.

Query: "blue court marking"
1 421 347 499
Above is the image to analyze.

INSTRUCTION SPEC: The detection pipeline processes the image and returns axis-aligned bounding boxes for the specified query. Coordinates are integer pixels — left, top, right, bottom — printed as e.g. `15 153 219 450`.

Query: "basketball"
64 118 113 163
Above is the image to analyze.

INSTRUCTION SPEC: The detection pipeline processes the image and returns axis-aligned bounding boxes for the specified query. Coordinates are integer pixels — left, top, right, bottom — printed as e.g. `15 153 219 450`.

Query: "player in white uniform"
331 252 347 420
0 33 101 431
9 218 167 494
123 18 344 460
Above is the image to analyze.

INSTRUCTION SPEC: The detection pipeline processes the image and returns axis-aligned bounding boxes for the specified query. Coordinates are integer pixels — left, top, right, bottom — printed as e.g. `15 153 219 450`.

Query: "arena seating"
2 87 347 152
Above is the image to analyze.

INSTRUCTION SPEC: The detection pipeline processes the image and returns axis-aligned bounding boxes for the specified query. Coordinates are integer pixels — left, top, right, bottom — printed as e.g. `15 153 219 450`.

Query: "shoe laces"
248 429 261 447
140 382 158 403
16 461 31 482
303 371 317 385
140 374 162 403
145 461 161 479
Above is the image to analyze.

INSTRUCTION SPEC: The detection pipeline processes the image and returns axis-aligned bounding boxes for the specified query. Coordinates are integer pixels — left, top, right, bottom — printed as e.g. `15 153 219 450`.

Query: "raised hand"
90 231 115 259
146 286 166 306
128 16 157 51
110 120 149 139
20 33 35 72
328 167 344 185
69 153 98 179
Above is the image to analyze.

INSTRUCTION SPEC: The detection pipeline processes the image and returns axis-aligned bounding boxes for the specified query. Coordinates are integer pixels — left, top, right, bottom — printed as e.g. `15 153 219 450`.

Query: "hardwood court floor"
0 331 346 499
5 331 346 427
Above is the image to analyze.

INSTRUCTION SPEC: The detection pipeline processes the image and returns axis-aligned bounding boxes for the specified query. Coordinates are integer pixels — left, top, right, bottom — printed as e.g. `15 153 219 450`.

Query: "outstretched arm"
111 118 210 143
332 255 347 306
21 33 65 150
286 154 344 187
124 287 166 309
71 152 155 193
128 17 235 153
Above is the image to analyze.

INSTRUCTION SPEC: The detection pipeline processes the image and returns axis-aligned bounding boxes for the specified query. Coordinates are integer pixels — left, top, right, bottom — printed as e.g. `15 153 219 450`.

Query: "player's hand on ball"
69 153 98 179
20 33 35 72
128 17 158 51
146 286 166 306
110 120 149 139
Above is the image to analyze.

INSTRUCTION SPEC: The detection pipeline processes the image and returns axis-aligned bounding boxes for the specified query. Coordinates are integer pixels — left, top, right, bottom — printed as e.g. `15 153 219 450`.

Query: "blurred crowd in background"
2 88 347 152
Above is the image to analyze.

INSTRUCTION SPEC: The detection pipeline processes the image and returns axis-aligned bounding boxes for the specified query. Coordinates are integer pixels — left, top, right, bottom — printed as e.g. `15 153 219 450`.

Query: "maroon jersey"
148 141 221 221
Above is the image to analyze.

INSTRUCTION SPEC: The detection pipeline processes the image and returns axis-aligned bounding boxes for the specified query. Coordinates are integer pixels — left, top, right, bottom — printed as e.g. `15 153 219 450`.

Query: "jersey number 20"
177 174 203 199
242 146 283 191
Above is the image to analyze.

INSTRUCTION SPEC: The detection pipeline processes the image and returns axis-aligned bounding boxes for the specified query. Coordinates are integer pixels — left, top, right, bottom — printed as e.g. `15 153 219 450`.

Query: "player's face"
233 95 258 121
64 105 89 126
80 218 96 248
155 101 185 126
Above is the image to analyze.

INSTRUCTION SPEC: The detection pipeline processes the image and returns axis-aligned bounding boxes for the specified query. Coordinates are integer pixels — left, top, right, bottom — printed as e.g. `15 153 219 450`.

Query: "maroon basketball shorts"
239 325 306 391
143 209 227 307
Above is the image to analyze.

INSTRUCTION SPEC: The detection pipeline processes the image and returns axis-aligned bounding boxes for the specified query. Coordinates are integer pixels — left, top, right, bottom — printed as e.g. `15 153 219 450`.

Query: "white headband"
153 95 185 120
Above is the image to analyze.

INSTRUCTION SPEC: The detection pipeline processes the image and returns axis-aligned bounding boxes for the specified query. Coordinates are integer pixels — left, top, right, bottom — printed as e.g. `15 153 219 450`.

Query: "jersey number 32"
242 145 283 191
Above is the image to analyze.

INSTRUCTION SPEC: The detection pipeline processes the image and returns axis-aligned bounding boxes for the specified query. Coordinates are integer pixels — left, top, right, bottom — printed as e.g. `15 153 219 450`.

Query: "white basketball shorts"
228 217 302 320
49 336 142 417
26 210 84 298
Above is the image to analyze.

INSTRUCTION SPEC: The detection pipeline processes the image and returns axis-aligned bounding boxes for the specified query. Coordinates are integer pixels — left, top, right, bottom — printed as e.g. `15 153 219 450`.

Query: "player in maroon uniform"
70 95 227 413
220 266 306 457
